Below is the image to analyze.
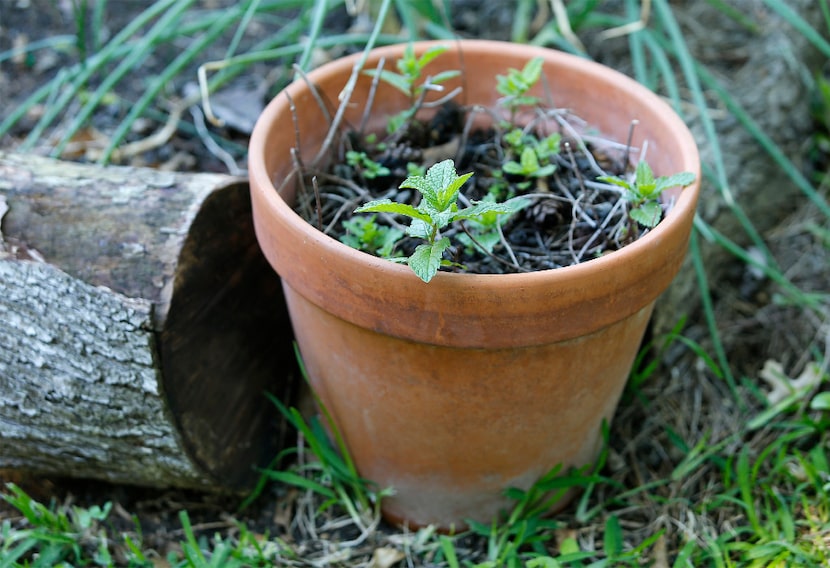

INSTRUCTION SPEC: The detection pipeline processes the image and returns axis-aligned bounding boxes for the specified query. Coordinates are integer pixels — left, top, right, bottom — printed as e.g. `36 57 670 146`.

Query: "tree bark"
0 151 296 491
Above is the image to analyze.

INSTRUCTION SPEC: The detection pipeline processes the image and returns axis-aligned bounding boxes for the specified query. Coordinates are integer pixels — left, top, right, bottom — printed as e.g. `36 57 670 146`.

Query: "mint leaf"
520 146 540 172
416 44 449 69
630 201 663 227
654 171 696 193
597 174 632 190
364 69 412 96
521 57 544 88
409 238 451 282
355 199 431 223
454 197 530 222
406 219 433 240
634 160 657 197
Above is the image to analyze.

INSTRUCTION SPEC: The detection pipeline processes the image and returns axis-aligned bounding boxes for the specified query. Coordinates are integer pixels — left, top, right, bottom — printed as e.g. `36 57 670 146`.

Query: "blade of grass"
695 62 830 219
761 0 830 58
511 0 535 43
690 222 739 400
99 0 296 163
18 0 183 151
695 216 825 311
224 0 265 60
0 35 76 63
54 0 197 158
295 0 328 73
310 0 393 167
624 0 649 90
651 0 779 269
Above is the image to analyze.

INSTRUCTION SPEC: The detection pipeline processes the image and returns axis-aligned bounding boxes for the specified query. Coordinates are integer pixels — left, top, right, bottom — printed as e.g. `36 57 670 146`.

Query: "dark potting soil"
292 100 651 276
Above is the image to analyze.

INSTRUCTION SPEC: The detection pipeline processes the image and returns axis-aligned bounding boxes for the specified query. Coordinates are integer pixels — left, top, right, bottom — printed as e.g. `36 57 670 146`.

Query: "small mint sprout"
496 56 544 114
599 160 696 228
346 150 391 179
503 147 556 178
340 215 404 258
364 43 460 134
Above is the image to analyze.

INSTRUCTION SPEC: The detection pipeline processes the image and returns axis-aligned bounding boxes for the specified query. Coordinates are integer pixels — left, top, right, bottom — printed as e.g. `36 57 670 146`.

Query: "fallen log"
0 151 296 491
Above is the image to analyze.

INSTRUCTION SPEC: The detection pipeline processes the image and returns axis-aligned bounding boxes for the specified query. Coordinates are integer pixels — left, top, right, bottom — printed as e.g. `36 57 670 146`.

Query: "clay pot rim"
249 39 700 288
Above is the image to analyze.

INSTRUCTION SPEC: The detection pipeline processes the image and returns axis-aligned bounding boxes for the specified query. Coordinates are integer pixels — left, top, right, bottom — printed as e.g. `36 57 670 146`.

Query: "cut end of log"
161 180 296 489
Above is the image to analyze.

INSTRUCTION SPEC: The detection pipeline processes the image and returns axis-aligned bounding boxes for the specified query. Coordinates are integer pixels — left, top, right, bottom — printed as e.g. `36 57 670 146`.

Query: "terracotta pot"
249 40 700 529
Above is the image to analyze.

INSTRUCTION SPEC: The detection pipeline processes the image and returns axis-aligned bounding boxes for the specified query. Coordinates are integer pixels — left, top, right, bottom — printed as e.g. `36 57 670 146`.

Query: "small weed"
252 345 389 534
0 482 140 567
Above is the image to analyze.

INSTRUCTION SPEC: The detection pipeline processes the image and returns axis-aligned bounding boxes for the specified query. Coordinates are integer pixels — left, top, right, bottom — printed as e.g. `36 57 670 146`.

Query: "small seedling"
346 150 391 179
599 160 696 228
340 214 403 257
365 43 460 133
496 56 544 118
502 130 560 180
355 159 528 282
502 146 557 178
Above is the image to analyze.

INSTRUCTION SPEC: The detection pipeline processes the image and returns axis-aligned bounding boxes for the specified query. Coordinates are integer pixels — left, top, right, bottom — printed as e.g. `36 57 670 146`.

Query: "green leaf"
597 174 632 190
404 159 472 212
364 69 411 96
454 197 530 222
603 515 623 558
810 392 830 410
520 146 540 172
630 201 663 227
654 171 696 193
533 163 557 177
428 159 463 210
429 69 461 85
560 537 580 555
634 160 657 196
416 44 449 69
355 199 431 223
409 238 451 283
502 160 526 176
458 230 501 255
526 557 561 568
407 219 434 240
400 172 439 207
521 56 544 87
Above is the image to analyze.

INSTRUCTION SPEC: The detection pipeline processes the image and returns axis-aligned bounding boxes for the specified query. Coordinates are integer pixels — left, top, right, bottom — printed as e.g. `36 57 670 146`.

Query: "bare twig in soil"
623 119 639 168
460 223 526 273
311 176 323 232
359 57 386 135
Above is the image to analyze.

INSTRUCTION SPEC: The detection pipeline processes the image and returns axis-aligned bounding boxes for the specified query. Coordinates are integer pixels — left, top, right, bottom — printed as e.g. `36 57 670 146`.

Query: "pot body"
249 40 700 529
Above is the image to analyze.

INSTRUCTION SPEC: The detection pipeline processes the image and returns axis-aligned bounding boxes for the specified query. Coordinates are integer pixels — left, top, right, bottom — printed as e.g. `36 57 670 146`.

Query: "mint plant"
496 56 544 119
346 150 391 179
365 43 460 134
340 215 403 257
502 146 557 178
501 129 560 191
599 160 696 228
355 159 528 282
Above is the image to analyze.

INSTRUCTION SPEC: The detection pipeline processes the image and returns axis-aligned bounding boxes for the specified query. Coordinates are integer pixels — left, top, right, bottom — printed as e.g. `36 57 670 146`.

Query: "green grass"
2 0 830 566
